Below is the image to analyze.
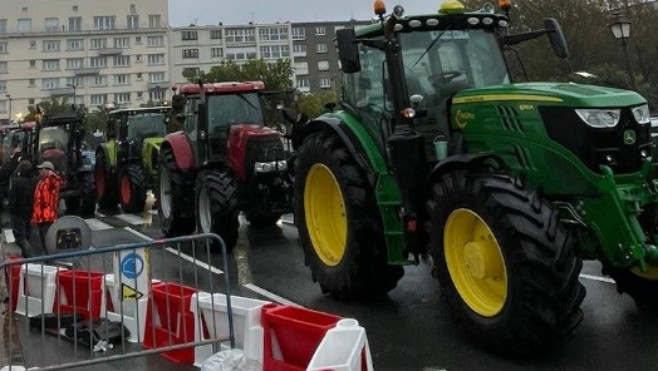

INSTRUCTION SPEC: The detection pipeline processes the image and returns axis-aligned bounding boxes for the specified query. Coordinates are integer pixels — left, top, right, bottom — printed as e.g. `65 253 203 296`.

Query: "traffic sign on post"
114 249 150 302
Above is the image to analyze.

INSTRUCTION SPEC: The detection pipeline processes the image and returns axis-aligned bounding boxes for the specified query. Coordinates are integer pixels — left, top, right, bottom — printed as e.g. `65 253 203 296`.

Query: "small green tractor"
95 107 169 213
292 0 657 355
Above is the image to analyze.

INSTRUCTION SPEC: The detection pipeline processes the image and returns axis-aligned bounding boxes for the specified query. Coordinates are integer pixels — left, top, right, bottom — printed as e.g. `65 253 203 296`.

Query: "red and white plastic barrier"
15 263 64 317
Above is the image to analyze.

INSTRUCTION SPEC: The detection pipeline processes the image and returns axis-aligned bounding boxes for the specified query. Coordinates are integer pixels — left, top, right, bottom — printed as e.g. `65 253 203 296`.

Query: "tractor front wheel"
95 153 118 210
196 171 239 252
157 147 195 237
119 164 147 213
295 132 403 299
604 264 658 308
428 171 585 355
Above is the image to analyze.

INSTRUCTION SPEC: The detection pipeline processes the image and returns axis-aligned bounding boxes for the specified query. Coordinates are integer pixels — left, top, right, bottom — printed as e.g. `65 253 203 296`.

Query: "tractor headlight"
575 109 621 128
632 104 651 125
254 161 288 173
277 160 288 171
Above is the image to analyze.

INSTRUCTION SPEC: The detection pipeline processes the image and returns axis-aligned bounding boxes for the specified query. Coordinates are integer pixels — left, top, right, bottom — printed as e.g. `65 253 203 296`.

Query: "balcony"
74 68 101 76
98 48 123 56
49 88 74 96
147 81 169 89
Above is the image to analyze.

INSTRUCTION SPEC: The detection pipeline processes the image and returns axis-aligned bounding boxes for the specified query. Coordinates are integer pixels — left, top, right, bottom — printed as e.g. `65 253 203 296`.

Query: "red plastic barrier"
261 304 341 371
56 270 105 320
143 282 197 364
4 257 22 313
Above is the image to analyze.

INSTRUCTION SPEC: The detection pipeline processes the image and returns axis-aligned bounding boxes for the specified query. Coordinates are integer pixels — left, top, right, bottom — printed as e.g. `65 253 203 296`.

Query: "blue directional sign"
121 253 144 280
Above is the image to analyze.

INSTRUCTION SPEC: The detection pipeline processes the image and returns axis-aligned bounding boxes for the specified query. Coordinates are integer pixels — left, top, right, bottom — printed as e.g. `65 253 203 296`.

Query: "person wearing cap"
31 161 62 254
9 160 38 257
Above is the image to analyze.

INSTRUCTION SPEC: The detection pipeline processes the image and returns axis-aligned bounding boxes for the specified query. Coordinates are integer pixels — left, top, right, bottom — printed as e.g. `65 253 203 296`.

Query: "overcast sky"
168 0 444 26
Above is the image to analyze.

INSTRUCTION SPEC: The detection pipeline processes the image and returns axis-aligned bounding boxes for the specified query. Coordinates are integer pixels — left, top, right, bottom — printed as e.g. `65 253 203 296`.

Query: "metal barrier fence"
0 233 234 370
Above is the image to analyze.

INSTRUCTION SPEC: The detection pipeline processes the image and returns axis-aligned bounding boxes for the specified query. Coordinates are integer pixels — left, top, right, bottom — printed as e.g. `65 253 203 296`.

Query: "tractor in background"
158 81 292 250
292 0 658 355
0 122 36 210
95 107 169 213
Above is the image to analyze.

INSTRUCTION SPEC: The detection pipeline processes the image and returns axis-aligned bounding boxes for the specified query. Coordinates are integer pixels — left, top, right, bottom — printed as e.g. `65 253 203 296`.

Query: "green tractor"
95 107 170 213
292 0 657 355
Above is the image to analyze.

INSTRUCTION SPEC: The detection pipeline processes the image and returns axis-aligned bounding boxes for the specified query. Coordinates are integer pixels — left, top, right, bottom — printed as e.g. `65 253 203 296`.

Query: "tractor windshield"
207 93 264 138
38 126 69 153
401 29 509 102
126 113 167 139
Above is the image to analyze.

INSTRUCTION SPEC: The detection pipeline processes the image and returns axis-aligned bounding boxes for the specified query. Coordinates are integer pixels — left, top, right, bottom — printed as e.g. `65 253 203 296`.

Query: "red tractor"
157 81 292 250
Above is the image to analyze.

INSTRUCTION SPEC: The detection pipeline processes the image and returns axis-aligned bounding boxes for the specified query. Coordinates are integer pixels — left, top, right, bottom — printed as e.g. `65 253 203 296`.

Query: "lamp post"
67 83 78 107
4 94 11 122
608 13 638 91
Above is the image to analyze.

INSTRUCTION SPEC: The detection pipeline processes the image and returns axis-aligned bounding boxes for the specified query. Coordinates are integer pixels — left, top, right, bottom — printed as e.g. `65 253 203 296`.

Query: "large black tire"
66 172 96 217
95 152 118 210
428 171 585 356
603 264 658 308
118 164 147 213
157 146 195 237
196 171 239 252
295 132 404 299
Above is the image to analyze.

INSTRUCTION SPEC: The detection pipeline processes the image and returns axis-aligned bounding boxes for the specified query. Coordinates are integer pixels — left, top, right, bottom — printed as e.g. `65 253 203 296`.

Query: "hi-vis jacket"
32 171 62 224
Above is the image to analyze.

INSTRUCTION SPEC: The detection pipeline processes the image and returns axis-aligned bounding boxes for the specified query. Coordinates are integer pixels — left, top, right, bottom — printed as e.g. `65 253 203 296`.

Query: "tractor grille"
497 106 524 133
540 106 652 174
244 135 285 176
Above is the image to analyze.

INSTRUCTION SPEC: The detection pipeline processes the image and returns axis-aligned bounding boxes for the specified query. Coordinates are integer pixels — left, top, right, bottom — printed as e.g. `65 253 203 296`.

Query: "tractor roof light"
498 0 512 11
374 0 386 16
439 0 465 14
401 108 416 119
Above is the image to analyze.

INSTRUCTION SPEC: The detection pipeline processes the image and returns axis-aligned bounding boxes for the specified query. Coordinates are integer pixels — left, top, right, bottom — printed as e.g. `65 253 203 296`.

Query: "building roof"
177 81 266 95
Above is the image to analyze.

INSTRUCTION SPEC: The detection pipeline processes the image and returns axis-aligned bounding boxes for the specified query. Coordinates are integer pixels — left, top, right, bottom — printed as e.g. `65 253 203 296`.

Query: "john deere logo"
455 109 475 129
623 130 636 145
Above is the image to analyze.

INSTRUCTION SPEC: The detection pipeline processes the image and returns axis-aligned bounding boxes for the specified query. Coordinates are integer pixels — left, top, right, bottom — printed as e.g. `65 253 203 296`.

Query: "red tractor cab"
157 81 292 250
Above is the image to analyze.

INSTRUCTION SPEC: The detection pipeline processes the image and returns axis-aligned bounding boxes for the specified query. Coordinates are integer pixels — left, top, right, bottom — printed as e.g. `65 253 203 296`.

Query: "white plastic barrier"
191 293 270 368
307 319 374 371
15 264 64 317
105 273 158 343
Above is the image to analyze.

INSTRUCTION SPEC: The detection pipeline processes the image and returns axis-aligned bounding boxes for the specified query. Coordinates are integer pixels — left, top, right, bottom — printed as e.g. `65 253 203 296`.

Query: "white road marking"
3 229 15 244
579 273 616 284
148 210 158 215
280 213 295 225
96 212 106 218
115 213 147 225
243 283 303 307
84 218 114 231
123 227 223 275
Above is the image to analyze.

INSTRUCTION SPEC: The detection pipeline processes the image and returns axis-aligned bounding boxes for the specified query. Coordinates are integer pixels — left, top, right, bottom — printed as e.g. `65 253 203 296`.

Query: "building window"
67 39 83 50
136 55 142 62
72 5 78 12
0 20 7 34
90 94 107 105
149 90 165 102
315 26 326 36
181 31 198 41
66 77 83 87
210 30 222 39
69 17 82 32
28 79 35 86
28 98 35 105
292 27 305 40
45 18 59 32
317 60 330 71
42 78 60 90
148 15 161 28
114 55 130 67
114 74 130 85
316 43 328 54
90 38 107 49
66 58 83 70
225 29 255 43
293 44 306 54
147 36 164 47
115 93 131 104
127 15 139 29
29 60 36 68
43 40 61 52
319 77 332 88
0 62 6 74
42 59 60 71
91 75 107 86
0 81 6 91
0 43 7 53
149 72 166 83
225 51 256 61
17 19 32 33
211 47 223 58
90 56 107 68
0 101 5 114
259 27 289 41
182 49 199 59
182 67 200 76
147 54 165 65
259 45 290 59
29 41 36 49
296 78 309 88
22 7 28 12
93 16 115 31
114 37 130 48
135 36 142 44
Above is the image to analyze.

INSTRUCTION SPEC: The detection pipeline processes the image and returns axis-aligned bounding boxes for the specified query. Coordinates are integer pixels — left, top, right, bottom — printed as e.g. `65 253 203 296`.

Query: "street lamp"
608 13 638 91
67 83 78 108
4 94 11 122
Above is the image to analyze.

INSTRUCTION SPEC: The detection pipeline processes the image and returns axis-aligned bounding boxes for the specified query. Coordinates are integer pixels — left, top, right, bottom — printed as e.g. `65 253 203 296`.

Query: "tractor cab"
107 107 170 164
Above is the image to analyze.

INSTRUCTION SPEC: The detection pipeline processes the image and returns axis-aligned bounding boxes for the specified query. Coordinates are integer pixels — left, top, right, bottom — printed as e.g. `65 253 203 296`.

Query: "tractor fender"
299 118 376 185
95 145 113 172
163 131 195 171
425 152 506 191
142 137 164 176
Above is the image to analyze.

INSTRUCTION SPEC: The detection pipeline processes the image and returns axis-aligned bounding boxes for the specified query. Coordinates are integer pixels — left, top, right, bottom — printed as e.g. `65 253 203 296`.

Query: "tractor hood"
143 137 163 152
453 82 647 108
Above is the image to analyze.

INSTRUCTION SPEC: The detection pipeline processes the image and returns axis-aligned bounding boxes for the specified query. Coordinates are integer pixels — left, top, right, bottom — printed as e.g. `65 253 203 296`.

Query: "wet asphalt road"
2 200 658 370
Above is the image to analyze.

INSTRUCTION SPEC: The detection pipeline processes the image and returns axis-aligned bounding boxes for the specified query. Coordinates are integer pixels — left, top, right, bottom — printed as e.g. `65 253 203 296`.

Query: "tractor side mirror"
544 18 569 59
171 95 186 113
337 28 361 74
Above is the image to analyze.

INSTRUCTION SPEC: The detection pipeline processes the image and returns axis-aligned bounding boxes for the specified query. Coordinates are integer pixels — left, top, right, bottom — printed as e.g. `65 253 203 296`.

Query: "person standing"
32 161 62 254
9 160 38 258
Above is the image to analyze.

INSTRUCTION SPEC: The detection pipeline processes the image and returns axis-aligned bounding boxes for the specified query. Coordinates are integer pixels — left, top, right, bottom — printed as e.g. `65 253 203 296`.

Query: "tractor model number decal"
455 109 475 129
518 104 534 111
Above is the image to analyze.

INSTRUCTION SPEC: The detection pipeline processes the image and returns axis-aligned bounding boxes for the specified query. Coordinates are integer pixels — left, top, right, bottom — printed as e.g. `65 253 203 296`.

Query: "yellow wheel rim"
632 264 658 280
444 208 508 317
304 164 348 266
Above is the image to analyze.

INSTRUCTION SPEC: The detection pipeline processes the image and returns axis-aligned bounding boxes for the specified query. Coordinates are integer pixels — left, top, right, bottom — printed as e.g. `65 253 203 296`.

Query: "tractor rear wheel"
157 146 195 237
603 264 658 308
119 164 147 213
428 171 585 356
196 171 239 252
95 153 118 210
295 132 404 299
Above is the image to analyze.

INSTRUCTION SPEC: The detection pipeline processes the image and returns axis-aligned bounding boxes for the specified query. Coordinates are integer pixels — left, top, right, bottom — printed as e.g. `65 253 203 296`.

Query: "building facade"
0 0 171 122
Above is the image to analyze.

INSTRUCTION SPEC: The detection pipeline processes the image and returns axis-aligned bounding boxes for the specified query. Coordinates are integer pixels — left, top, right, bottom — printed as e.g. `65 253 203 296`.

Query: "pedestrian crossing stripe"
84 218 114 231
115 213 148 226
3 229 15 244
121 283 144 301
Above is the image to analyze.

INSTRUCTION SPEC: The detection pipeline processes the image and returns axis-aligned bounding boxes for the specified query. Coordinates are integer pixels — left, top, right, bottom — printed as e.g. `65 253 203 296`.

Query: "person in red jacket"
32 161 62 254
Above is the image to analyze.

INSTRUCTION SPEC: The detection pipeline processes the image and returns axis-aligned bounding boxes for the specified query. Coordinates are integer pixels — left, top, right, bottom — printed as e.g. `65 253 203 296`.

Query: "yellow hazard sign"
121 283 144 301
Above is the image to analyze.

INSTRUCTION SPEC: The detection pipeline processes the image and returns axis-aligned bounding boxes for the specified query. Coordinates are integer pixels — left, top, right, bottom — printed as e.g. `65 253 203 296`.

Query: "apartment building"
169 23 294 86
0 0 171 123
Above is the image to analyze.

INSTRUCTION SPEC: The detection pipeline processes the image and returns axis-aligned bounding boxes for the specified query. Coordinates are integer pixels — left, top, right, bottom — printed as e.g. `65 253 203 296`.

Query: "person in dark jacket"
9 160 38 258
